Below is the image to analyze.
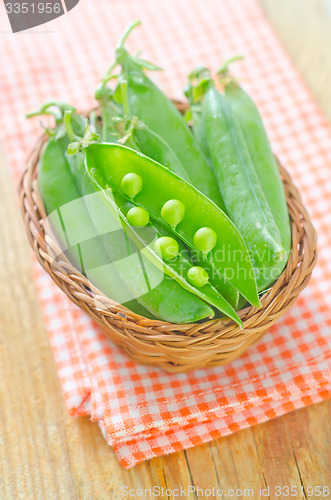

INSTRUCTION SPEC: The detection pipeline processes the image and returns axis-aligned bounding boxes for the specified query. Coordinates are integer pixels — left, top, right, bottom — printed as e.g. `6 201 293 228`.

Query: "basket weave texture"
19 106 317 373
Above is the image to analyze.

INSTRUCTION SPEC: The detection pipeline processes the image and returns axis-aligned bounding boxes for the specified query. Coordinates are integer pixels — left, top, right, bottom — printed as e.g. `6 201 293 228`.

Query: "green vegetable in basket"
99 21 225 210
65 115 240 324
28 22 294 326
95 76 240 309
185 68 288 291
28 103 215 323
28 103 151 317
84 142 260 308
218 58 291 255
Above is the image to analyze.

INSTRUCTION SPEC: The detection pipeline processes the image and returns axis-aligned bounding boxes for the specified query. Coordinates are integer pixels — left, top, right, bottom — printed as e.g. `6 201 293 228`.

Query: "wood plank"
208 429 268 498
252 417 307 499
259 0 331 121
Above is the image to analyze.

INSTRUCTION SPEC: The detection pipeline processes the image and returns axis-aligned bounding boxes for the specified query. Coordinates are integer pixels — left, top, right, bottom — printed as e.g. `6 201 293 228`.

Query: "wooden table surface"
1 1 331 498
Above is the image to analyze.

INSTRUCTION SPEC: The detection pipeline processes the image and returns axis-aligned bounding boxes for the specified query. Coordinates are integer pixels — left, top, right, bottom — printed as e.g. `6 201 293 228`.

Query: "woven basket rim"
19 103 318 371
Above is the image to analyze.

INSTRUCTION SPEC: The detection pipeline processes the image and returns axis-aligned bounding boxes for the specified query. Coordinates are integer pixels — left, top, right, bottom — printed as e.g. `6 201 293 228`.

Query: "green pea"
161 199 185 227
120 173 142 198
193 227 217 254
187 266 209 287
154 236 179 261
127 206 150 227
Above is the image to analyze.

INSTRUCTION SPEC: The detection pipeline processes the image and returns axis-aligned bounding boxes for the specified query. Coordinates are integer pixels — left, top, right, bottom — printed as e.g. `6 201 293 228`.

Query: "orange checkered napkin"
1 0 331 468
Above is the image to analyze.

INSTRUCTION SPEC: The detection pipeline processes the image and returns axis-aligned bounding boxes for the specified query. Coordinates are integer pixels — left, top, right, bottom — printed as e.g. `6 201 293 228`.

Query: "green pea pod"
114 120 238 309
201 86 286 290
114 195 242 325
67 150 216 324
184 68 217 161
93 85 217 321
84 158 242 326
38 138 78 214
132 126 190 182
95 88 239 311
223 81 291 254
85 143 260 308
38 137 151 317
95 84 237 308
114 44 223 207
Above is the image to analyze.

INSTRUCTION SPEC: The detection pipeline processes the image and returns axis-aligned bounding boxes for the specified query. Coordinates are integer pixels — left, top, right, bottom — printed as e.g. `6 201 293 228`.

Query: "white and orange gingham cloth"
1 0 331 468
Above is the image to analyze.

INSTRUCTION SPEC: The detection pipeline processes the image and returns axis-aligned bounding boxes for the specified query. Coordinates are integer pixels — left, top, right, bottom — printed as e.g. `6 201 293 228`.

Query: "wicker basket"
19 105 317 373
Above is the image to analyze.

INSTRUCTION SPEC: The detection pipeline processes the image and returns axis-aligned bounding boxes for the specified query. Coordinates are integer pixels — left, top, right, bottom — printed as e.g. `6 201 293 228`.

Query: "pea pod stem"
64 110 81 142
26 101 76 122
217 55 244 76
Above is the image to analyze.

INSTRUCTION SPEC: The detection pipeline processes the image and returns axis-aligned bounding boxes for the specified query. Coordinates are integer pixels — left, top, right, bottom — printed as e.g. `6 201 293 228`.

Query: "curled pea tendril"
64 110 100 155
217 55 245 87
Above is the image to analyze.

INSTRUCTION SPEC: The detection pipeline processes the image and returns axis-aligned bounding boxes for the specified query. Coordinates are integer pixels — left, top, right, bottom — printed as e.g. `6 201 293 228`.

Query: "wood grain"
1 1 331 498
259 0 331 122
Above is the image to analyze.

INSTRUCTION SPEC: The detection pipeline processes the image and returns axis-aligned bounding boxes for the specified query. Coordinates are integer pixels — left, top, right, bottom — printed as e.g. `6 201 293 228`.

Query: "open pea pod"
67 146 216 324
85 143 260 308
30 104 214 323
113 195 242 325
82 152 243 325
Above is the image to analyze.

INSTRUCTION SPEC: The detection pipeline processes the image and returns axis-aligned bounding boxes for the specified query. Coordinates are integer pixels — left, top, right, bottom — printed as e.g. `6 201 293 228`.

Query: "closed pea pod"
200 85 286 290
219 68 291 255
132 126 190 182
184 67 224 185
96 72 197 184
32 115 152 317
112 21 225 209
96 78 192 183
85 143 259 308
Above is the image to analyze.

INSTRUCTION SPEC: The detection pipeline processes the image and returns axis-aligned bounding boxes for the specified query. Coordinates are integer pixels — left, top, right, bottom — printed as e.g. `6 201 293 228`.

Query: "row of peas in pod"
28 21 291 326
